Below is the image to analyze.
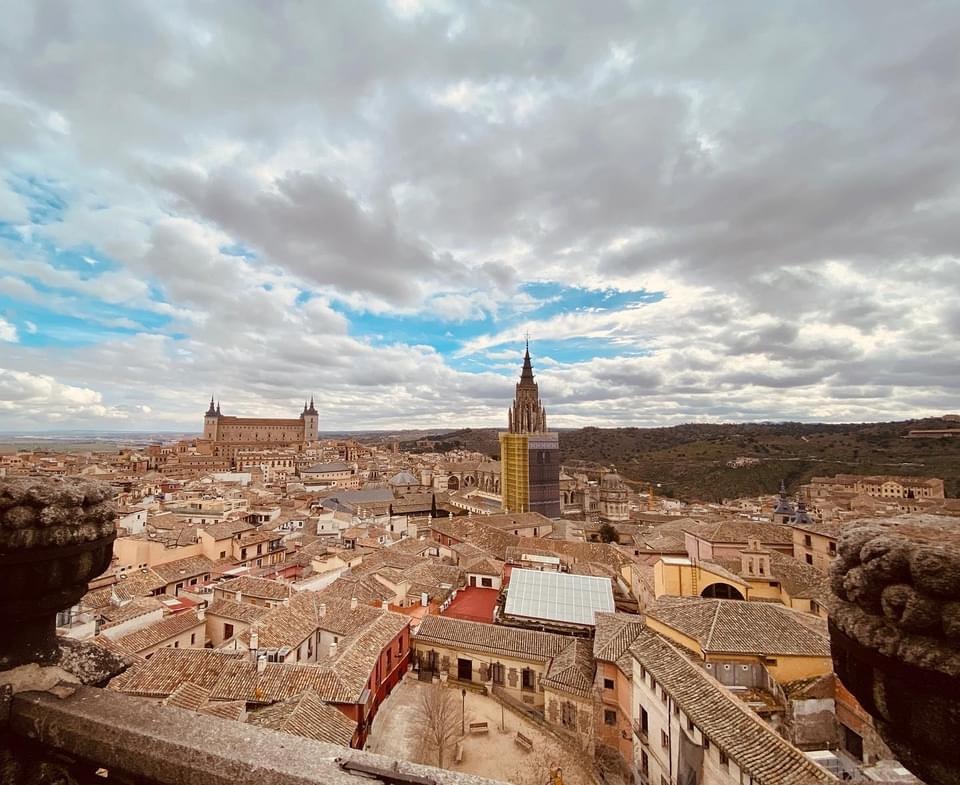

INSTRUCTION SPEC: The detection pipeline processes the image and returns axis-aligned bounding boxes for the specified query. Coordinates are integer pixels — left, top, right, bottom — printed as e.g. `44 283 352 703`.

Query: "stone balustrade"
829 515 960 785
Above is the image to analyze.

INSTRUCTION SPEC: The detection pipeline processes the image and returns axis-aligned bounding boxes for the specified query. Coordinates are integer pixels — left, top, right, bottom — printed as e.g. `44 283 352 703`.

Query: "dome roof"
389 471 419 486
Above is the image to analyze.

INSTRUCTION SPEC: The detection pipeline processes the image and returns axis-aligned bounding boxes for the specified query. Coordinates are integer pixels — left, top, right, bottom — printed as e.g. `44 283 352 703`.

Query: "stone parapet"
4 686 504 785
829 516 960 785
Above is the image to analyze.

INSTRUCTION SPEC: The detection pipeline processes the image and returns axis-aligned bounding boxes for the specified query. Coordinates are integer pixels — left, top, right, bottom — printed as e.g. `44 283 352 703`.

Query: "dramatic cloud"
0 1 957 430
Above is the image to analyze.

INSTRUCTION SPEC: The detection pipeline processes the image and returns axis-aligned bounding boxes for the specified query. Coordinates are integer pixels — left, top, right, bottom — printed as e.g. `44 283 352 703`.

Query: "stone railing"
829 515 960 785
0 478 502 785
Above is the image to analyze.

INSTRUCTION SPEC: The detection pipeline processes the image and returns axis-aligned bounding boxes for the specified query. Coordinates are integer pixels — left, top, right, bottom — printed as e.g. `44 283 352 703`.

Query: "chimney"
250 631 259 652
351 597 358 610
381 601 389 610
257 654 267 674
198 606 205 622
329 641 338 658
234 590 242 603
318 603 326 618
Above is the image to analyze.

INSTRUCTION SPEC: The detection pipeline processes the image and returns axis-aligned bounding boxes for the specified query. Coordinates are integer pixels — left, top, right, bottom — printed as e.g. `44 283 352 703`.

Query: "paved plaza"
366 676 595 785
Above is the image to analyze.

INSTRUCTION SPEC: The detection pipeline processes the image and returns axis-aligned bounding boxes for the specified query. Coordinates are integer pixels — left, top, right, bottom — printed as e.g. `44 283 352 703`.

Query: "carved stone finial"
0 478 116 669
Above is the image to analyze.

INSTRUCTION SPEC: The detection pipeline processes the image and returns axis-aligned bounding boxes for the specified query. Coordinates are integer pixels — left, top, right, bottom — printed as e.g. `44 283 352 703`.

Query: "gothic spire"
206 395 216 416
508 339 547 434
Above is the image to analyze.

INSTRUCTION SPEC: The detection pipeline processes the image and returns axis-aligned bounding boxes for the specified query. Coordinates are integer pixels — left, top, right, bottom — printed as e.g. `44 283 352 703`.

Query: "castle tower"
203 396 220 441
302 396 319 442
499 341 561 518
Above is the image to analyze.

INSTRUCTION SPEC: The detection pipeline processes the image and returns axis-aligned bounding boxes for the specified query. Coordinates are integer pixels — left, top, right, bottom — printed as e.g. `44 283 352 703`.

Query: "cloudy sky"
1 1 958 431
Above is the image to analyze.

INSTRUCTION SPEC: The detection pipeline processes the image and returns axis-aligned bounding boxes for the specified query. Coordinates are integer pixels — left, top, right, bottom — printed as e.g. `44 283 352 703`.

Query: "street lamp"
461 687 466 735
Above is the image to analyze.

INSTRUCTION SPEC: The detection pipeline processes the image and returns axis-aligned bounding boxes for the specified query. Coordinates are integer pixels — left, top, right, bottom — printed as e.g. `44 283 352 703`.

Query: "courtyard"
366 676 597 785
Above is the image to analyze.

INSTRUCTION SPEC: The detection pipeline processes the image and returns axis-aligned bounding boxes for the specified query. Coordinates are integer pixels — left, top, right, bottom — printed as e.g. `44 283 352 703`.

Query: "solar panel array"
504 568 615 626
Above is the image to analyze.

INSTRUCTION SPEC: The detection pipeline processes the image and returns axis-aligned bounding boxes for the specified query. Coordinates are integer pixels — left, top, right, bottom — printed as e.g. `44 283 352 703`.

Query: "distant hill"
406 418 960 501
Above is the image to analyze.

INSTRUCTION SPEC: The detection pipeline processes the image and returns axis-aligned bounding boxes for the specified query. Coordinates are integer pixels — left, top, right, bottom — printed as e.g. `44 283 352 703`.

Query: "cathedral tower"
499 341 561 518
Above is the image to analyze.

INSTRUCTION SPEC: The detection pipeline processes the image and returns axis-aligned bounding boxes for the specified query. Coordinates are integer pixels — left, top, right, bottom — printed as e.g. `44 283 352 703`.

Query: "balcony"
829 517 960 785
631 720 648 744
0 477 501 785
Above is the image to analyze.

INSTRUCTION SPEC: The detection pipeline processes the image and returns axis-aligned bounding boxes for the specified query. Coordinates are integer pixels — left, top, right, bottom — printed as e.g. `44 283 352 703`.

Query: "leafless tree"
413 682 462 769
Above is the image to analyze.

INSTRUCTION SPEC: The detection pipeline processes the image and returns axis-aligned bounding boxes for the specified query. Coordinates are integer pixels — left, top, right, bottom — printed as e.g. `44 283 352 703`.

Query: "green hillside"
407 418 960 501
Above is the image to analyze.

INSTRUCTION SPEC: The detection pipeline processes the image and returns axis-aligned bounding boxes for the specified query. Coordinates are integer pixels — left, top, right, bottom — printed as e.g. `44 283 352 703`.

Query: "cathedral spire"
508 340 546 434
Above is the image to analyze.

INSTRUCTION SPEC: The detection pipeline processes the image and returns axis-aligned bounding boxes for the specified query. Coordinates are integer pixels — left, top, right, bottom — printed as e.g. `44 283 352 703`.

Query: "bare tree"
413 682 462 769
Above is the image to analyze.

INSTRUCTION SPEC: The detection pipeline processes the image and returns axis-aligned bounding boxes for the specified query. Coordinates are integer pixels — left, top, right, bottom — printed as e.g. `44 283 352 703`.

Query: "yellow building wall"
114 537 202 570
654 560 748 601
499 433 529 513
644 617 705 658
760 654 832 682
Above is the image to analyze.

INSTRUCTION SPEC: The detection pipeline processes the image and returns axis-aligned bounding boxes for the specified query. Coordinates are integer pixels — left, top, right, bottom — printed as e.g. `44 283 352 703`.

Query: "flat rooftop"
503 568 614 626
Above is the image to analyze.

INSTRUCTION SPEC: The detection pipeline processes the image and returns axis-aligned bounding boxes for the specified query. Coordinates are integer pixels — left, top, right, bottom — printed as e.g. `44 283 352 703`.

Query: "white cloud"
0 317 18 343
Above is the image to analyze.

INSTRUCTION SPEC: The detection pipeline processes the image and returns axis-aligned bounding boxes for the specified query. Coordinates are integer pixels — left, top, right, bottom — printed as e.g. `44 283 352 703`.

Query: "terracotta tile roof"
414 615 567 662
313 594 386 636
542 639 595 698
162 681 212 711
198 700 247 721
319 611 409 696
429 517 520 560
112 610 205 654
593 612 645 676
682 520 793 546
206 598 271 624
152 555 216 584
247 690 356 746
645 597 830 657
109 648 246 696
209 659 357 704
244 597 317 650
514 537 630 570
218 576 292 601
463 557 504 576
201 519 255 541
113 568 167 596
98 596 165 629
629 629 834 785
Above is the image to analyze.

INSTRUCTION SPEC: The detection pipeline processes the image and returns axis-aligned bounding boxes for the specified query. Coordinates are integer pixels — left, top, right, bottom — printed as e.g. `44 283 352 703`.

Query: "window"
241 548 247 560
604 678 615 690
650 676 657 691
604 710 617 726
640 751 648 777
481 577 493 588
687 717 695 732
828 542 837 556
661 730 668 749
561 702 577 728
521 668 536 691
190 633 196 645
804 534 812 547
805 553 813 565
219 550 226 559
173 641 179 648
492 662 505 686
703 738 710 751
224 623 234 640
659 687 667 704
719 750 728 769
